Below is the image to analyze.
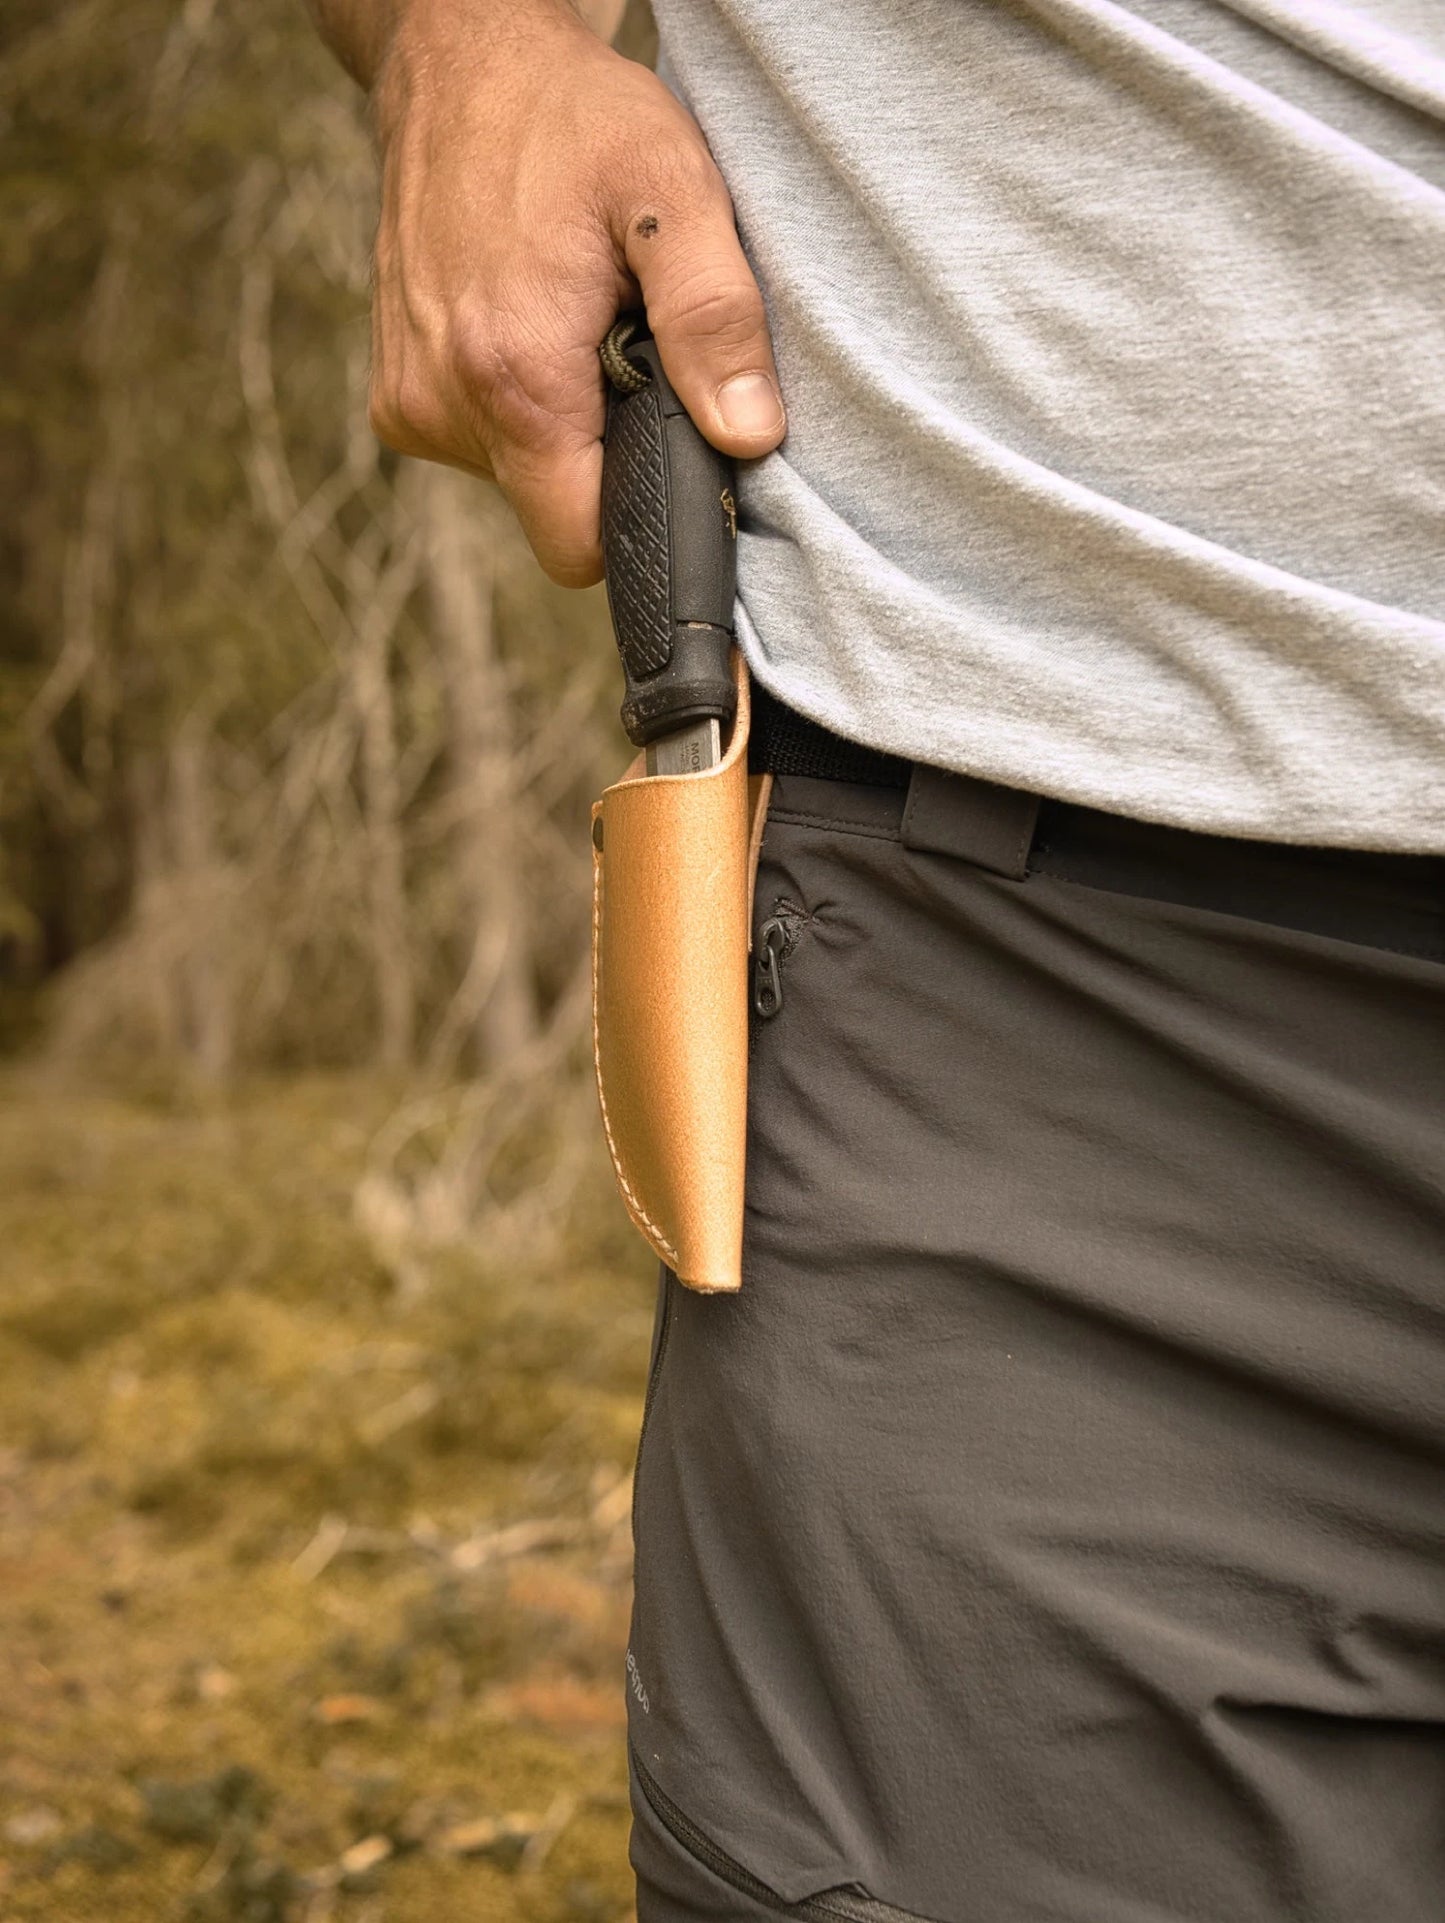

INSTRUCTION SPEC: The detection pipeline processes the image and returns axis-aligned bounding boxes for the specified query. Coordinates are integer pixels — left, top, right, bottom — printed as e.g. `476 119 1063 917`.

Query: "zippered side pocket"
752 896 816 1023
632 1747 942 1923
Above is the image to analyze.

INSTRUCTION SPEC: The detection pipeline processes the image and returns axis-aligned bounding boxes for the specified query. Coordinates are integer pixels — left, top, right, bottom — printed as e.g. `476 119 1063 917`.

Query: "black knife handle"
600 318 738 749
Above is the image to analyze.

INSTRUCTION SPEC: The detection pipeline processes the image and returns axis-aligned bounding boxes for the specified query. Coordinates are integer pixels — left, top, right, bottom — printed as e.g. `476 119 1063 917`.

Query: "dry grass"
0 1071 653 1922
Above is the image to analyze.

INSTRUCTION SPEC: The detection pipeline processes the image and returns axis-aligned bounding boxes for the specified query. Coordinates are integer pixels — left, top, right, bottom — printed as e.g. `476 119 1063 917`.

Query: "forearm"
305 0 579 91
305 0 402 88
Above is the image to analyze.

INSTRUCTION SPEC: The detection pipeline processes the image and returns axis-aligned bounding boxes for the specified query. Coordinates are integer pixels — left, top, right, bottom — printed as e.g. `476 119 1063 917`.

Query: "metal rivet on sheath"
592 816 604 852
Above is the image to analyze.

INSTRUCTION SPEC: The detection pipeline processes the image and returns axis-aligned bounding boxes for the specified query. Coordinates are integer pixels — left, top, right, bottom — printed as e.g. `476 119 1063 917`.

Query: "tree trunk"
168 719 232 1082
417 465 537 1074
351 608 415 1073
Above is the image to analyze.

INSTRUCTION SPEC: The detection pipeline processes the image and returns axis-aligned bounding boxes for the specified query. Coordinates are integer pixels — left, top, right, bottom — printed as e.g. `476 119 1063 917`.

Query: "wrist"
385 0 587 76
373 0 592 128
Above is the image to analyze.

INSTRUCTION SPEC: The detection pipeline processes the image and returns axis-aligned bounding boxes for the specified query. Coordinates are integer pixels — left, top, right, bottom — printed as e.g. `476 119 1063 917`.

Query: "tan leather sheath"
591 655 770 1294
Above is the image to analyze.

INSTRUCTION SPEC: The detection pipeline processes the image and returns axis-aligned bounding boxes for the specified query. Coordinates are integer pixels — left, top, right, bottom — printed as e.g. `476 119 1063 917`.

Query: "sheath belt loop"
900 764 1042 879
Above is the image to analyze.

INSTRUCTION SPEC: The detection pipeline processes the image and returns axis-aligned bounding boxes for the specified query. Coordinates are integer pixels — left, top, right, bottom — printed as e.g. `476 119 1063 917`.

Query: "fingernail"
716 373 785 439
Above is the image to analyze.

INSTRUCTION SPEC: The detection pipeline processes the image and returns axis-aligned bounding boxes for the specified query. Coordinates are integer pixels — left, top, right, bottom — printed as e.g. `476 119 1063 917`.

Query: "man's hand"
318 0 785 587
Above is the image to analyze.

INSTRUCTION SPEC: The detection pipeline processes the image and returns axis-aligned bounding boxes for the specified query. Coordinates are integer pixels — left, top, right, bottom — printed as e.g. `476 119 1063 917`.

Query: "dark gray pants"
628 774 1445 1923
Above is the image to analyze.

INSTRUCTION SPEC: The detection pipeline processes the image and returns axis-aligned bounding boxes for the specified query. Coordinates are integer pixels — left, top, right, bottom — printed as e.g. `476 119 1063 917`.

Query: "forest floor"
0 1071 653 1923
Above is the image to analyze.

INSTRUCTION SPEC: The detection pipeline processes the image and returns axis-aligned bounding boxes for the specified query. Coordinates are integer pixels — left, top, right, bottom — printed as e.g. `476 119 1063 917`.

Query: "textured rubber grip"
601 326 738 749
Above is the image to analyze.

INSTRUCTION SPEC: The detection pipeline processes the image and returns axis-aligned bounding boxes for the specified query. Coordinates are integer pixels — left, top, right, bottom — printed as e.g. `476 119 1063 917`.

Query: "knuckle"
399 370 447 446
449 312 508 397
633 129 721 207
367 380 407 452
450 313 560 451
611 128 729 240
454 315 523 413
368 366 447 457
648 274 767 350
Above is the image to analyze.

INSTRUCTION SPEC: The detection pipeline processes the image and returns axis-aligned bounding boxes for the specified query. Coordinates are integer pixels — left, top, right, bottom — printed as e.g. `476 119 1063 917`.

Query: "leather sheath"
591 654 770 1294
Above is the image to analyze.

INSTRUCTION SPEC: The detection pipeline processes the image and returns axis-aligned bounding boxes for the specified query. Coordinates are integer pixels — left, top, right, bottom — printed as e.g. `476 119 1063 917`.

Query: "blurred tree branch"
1 0 632 1254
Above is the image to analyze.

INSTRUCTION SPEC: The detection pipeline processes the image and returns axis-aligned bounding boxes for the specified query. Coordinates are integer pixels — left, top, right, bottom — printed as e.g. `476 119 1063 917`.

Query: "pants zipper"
631 1747 939 1923
753 897 813 1022
753 916 789 1020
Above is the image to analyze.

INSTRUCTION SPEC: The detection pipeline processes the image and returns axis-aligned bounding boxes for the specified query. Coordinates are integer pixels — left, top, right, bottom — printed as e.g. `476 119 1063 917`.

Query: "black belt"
749 683 1445 963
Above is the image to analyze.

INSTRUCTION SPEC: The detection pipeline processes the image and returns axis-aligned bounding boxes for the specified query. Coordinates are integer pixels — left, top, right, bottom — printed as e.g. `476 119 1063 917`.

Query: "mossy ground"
0 1072 653 1922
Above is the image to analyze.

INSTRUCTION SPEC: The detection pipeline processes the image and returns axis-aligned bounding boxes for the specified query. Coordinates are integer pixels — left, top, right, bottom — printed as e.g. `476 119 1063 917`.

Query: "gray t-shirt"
652 0 1445 851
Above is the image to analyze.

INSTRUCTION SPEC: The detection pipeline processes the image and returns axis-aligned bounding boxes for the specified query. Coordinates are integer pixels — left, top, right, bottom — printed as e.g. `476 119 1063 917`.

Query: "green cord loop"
600 317 652 395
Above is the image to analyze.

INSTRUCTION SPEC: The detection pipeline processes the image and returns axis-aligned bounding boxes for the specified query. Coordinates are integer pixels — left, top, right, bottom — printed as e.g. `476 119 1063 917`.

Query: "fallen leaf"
432 1810 546 1869
292 1515 348 1583
197 1664 237 1702
450 1518 579 1571
481 1673 626 1731
3 1806 62 1847
314 1694 386 1726
505 1561 614 1631
435 1816 504 1856
339 1833 393 1878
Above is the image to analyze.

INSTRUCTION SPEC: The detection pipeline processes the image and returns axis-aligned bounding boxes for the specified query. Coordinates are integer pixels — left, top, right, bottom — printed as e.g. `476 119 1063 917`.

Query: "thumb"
624 176 786 458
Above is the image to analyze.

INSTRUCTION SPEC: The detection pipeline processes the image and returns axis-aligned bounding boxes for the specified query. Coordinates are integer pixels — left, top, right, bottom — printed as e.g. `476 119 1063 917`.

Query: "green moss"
0 1072 651 1923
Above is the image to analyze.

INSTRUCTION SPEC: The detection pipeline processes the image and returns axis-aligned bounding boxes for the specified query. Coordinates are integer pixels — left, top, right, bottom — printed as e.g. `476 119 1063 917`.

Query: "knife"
599 315 739 775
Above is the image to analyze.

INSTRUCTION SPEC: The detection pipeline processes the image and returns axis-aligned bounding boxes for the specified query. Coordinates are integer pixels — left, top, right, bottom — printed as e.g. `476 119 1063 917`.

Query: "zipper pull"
752 917 787 1021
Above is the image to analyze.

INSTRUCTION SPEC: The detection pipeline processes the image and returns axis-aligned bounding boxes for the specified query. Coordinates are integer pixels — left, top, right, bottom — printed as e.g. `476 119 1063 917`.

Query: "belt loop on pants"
900 763 1041 879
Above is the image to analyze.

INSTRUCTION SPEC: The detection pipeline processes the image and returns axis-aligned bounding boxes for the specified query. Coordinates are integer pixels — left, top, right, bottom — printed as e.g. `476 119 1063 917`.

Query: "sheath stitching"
591 848 680 1266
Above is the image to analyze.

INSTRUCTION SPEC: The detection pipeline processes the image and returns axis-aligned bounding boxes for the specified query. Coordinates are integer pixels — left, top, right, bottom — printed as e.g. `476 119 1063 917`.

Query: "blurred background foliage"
1 1 658 1917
